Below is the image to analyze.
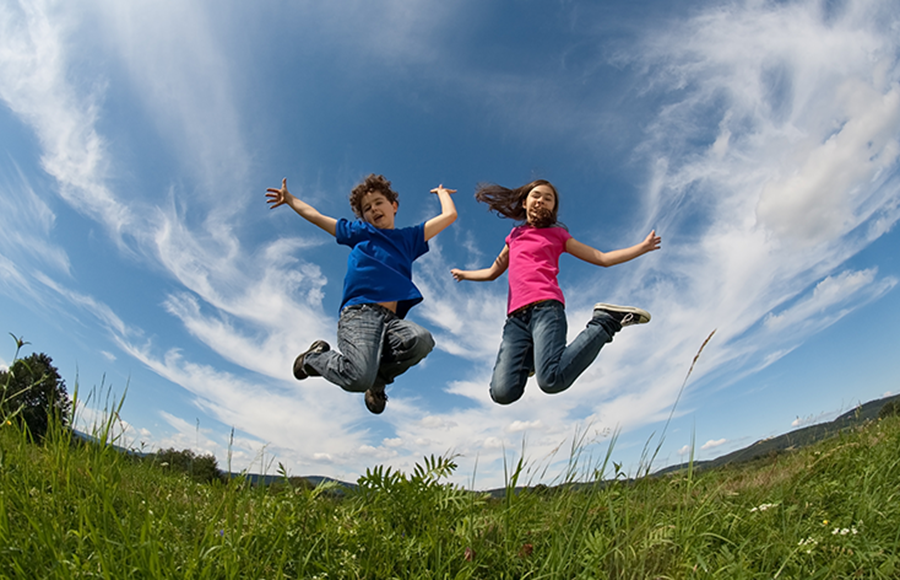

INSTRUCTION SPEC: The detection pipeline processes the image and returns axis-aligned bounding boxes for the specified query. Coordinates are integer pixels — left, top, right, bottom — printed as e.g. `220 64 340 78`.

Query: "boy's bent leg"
376 318 435 386
489 316 533 405
306 305 387 393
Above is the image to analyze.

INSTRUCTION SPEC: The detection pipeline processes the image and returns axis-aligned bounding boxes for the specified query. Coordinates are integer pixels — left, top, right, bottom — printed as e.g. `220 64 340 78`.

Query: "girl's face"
360 191 398 229
523 184 557 226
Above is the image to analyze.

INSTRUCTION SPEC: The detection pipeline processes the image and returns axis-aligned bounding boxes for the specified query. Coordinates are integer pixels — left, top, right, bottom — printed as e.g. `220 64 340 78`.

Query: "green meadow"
2 392 899 579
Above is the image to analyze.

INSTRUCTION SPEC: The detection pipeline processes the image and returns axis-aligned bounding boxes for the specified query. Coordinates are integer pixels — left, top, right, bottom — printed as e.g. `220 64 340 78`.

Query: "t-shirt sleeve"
335 218 365 247
409 222 429 260
505 226 518 247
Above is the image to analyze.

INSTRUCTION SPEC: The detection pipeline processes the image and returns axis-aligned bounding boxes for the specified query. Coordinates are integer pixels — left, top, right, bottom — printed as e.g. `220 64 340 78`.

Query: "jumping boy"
266 175 457 414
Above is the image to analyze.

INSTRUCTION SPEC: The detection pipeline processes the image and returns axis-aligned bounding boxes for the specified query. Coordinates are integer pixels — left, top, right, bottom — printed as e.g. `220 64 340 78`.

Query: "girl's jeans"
306 304 435 393
490 300 618 405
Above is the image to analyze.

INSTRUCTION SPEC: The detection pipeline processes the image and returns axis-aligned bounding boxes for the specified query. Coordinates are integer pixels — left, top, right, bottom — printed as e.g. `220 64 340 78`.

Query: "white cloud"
507 420 543 433
0 0 132 236
757 82 900 244
701 438 727 451
3 0 900 489
589 0 900 398
764 269 896 333
791 411 836 428
0 165 70 276
92 0 251 217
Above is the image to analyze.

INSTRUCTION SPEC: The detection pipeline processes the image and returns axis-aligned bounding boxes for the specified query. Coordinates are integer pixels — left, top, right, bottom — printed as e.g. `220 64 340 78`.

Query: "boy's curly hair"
349 174 400 218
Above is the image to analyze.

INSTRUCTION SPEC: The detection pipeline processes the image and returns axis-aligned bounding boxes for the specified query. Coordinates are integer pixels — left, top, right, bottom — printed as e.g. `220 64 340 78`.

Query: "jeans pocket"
338 305 365 328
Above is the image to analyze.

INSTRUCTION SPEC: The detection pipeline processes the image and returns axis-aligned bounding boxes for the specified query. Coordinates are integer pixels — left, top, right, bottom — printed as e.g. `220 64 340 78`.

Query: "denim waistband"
342 303 398 317
508 299 562 318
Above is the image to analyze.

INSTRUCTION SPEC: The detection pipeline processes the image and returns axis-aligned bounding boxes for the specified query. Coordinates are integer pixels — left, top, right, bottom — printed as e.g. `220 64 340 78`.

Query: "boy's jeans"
489 300 618 405
306 304 434 393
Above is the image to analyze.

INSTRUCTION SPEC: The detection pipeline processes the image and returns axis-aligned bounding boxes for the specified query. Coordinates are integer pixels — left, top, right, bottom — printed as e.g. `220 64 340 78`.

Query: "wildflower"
750 503 778 512
832 527 858 536
798 537 818 554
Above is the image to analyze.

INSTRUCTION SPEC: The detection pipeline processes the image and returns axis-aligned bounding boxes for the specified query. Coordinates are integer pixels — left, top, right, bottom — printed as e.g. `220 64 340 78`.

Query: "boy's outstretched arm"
566 230 661 267
266 178 337 236
451 245 509 282
423 184 458 241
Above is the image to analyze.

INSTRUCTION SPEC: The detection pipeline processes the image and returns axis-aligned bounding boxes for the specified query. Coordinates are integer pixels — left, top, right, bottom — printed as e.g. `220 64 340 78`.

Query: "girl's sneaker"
593 303 651 327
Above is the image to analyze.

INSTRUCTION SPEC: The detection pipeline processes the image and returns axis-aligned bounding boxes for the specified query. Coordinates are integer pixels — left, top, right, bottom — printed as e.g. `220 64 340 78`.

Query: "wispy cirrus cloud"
399 0 900 478
0 0 350 472
0 0 132 237
591 0 900 407
2 0 899 489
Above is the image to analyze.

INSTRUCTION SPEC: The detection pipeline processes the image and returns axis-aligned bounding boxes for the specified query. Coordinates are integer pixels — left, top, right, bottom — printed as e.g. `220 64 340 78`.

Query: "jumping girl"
450 179 660 405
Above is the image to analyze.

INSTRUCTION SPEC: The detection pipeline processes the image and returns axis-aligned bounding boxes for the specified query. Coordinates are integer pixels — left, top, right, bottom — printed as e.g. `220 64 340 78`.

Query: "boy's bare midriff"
378 301 398 313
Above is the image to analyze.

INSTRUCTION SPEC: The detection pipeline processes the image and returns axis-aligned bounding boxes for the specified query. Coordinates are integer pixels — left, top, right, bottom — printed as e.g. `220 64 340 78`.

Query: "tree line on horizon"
4 335 899 489
1 336 222 484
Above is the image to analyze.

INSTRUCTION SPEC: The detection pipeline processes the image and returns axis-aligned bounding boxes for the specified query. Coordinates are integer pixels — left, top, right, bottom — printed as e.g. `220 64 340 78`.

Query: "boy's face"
360 190 398 229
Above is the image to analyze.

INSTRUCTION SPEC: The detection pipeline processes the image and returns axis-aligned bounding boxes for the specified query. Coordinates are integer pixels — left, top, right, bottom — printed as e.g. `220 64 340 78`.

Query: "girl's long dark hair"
475 179 560 225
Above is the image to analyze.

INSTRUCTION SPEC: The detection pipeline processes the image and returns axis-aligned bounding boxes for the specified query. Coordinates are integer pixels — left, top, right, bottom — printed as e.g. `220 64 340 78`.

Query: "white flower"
750 503 778 512
797 537 818 553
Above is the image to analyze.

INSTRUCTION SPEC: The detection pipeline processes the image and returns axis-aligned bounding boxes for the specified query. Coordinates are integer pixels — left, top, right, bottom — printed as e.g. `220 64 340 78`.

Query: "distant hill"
654 393 900 476
75 394 900 491
234 393 900 494
228 472 354 489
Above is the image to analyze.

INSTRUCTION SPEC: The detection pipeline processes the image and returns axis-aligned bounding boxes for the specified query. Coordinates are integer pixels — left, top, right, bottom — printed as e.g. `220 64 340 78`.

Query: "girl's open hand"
643 230 662 253
266 178 291 209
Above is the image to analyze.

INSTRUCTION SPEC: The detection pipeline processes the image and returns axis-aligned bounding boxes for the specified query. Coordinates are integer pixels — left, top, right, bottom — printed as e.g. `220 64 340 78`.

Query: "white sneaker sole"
593 303 651 324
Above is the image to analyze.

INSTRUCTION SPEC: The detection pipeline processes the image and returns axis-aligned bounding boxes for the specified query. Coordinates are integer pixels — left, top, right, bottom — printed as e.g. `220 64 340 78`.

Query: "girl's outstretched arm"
451 245 509 282
266 178 337 236
424 184 458 241
566 230 661 267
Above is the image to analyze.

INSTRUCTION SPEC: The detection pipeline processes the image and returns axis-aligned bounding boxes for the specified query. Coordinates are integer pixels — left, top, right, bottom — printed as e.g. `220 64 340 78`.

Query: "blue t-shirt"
335 218 429 318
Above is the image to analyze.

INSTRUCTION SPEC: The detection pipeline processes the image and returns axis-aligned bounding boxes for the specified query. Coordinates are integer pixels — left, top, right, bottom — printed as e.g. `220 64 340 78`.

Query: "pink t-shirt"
505 225 572 315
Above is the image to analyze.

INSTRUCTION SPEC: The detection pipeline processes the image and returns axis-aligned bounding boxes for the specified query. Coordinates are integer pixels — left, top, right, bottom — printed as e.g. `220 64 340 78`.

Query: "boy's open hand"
430 184 457 196
266 178 291 209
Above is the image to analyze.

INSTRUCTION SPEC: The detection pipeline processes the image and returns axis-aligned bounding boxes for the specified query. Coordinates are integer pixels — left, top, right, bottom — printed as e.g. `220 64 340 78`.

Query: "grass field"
2 396 899 579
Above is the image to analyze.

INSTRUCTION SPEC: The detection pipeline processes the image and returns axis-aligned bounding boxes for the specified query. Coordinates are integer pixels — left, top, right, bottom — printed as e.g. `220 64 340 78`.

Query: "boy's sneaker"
365 387 388 415
292 340 330 380
593 303 651 327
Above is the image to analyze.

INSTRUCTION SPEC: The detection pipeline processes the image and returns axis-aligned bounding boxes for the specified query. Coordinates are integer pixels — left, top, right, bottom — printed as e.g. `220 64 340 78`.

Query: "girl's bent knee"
536 378 569 395
489 384 523 405
490 390 518 405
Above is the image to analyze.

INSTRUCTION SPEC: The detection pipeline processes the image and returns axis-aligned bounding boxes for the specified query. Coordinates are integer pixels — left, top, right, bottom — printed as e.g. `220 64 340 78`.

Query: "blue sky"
2 0 899 489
